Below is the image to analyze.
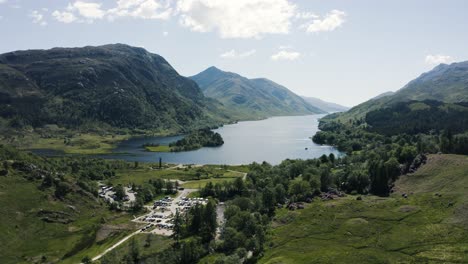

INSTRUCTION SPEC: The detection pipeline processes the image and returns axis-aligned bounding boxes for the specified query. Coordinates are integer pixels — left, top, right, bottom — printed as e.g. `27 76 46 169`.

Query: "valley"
0 21 467 264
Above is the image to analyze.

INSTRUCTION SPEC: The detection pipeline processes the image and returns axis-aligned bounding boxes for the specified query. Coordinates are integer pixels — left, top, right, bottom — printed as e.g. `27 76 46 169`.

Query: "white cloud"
177 0 297 39
67 1 105 21
425 54 454 65
220 49 256 59
302 9 346 33
295 11 318 19
30 10 47 26
108 0 173 20
271 50 300 61
52 10 77 23
47 0 346 40
0 0 7 4
131 0 172 19
52 0 173 23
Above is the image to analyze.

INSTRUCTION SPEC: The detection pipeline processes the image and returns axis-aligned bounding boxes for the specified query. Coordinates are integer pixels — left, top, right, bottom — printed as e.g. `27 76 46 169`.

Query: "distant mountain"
0 44 231 132
301 96 349 113
190 67 324 119
330 61 468 122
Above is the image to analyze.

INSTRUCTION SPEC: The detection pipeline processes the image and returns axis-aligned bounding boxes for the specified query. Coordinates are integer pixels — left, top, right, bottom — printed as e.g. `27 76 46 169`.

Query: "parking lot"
132 188 201 236
98 184 136 207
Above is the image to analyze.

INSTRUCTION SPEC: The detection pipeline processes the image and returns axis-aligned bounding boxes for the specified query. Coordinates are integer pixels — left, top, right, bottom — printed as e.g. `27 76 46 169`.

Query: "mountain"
190 67 324 119
330 61 468 123
0 44 230 133
301 96 349 113
371 91 395 100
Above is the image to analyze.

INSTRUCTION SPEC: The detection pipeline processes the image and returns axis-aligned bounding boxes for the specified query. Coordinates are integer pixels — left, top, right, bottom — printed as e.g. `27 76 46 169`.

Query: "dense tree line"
365 100 468 135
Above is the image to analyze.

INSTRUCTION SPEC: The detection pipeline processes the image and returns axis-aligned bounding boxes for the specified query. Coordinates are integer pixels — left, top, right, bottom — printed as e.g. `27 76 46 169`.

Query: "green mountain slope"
260 154 468 264
0 44 229 133
365 100 468 135
331 61 468 123
301 96 349 113
190 67 324 119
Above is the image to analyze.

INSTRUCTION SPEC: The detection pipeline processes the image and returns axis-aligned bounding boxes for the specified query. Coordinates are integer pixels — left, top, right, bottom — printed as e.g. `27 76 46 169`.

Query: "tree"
369 159 389 196
399 145 418 164
81 256 92 264
274 184 286 204
114 184 126 201
319 165 332 191
165 181 174 194
128 237 140 263
233 177 245 195
189 204 203 234
200 200 217 243
346 170 370 194
173 210 183 245
319 154 329 163
384 157 400 181
55 181 71 198
144 234 152 248
262 187 276 215
288 179 311 201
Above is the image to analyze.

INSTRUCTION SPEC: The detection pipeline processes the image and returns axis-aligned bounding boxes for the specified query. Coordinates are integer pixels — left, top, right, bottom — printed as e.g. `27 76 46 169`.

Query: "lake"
98 115 341 165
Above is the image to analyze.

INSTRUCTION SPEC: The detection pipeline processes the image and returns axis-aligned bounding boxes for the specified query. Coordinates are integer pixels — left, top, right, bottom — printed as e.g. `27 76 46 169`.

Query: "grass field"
2 133 130 155
111 166 246 186
260 154 468 264
181 177 239 189
145 145 172 152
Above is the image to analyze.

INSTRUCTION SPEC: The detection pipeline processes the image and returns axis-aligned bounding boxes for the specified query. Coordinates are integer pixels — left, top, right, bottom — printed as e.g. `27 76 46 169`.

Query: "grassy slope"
22 133 129 155
95 233 172 262
260 154 468 264
0 173 135 264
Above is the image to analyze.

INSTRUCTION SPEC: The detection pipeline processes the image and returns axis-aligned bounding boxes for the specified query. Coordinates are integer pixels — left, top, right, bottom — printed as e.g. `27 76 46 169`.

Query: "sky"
0 0 467 107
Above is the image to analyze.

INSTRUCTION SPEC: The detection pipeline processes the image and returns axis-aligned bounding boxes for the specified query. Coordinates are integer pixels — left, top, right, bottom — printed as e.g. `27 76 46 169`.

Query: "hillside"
0 145 136 263
190 67 324 119
301 96 349 113
0 44 230 133
260 154 468 264
330 61 468 123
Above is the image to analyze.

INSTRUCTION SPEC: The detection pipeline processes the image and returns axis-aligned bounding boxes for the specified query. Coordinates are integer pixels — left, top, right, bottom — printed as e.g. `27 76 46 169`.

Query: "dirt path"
227 170 248 181
91 229 141 262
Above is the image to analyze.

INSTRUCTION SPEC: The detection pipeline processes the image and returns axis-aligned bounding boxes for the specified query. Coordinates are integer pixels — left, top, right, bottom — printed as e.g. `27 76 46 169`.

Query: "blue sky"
0 0 467 106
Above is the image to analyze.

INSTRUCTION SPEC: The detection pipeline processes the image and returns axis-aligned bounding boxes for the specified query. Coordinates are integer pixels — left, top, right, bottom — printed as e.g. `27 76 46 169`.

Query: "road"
227 170 248 181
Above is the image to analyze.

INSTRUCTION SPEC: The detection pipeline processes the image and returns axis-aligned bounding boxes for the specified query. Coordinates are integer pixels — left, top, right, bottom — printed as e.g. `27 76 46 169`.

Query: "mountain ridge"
0 44 231 133
190 66 325 119
328 61 468 122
